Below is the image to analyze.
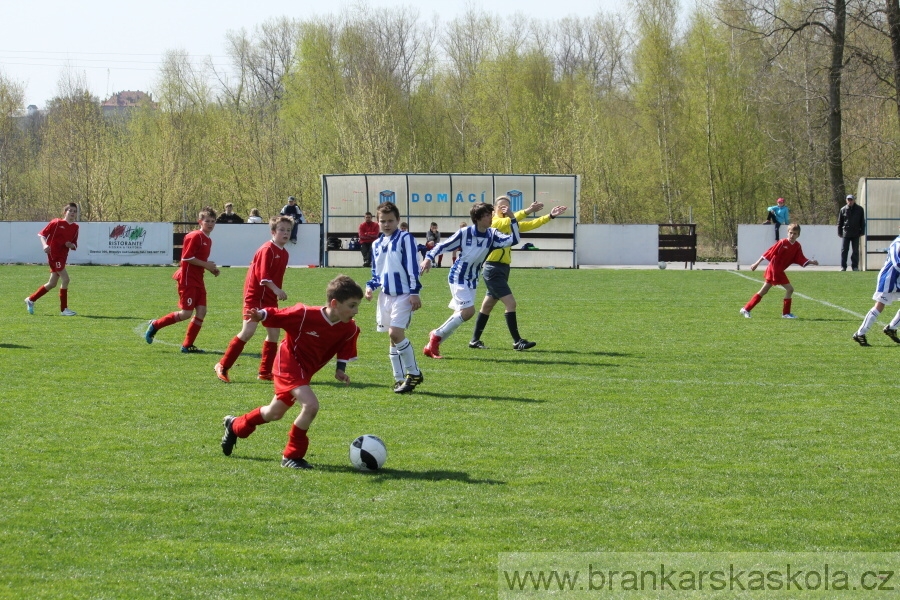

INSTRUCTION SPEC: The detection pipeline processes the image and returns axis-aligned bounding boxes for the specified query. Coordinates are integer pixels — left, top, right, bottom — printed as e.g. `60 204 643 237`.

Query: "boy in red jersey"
25 203 80 316
220 275 363 470
145 207 220 352
215 216 293 383
740 223 819 319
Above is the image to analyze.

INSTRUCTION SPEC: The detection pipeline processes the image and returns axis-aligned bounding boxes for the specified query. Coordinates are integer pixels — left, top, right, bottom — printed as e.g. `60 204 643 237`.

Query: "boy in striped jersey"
853 230 900 346
25 203 80 316
364 201 424 393
420 202 520 359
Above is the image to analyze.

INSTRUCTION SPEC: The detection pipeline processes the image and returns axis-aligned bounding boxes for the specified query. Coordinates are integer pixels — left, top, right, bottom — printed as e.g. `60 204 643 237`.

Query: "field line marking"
727 270 865 319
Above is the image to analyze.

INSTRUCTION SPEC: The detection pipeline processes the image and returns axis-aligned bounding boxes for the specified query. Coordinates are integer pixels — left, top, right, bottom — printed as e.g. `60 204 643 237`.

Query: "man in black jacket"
838 194 866 271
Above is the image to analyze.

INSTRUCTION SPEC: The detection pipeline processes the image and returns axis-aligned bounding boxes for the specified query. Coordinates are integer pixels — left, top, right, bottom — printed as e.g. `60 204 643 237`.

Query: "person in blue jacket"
763 197 789 240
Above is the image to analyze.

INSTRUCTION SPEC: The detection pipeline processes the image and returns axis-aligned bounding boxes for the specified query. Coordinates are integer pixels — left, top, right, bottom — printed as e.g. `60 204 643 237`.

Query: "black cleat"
513 339 537 351
852 333 870 347
884 326 900 344
394 372 424 394
181 345 204 354
221 416 237 456
281 457 313 469
468 340 487 349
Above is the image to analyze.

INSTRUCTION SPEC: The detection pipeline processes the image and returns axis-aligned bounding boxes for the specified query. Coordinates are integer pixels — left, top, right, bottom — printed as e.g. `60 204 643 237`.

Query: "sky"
1 0 622 109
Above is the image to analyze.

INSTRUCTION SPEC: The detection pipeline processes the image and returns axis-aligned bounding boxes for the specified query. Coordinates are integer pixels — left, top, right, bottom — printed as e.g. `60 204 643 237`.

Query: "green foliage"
3 2 900 249
1 266 898 599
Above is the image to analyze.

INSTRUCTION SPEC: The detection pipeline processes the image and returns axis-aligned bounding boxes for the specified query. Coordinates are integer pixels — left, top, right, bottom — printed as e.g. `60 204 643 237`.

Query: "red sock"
232 407 267 438
783 298 792 315
259 340 278 376
30 285 49 302
220 336 247 371
283 425 309 461
60 288 68 311
154 312 183 330
744 293 763 312
183 317 203 347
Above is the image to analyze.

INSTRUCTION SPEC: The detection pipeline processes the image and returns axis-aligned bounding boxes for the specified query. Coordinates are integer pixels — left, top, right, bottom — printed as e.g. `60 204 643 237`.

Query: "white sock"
859 308 881 335
435 313 465 341
389 346 403 381
890 310 900 329
395 338 420 376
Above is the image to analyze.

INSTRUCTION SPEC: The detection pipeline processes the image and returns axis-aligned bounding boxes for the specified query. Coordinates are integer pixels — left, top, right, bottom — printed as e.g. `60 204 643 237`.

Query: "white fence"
1 222 849 268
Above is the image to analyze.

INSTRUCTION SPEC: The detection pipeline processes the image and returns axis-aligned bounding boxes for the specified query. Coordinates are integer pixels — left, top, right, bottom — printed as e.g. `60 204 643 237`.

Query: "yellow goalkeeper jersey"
485 210 552 264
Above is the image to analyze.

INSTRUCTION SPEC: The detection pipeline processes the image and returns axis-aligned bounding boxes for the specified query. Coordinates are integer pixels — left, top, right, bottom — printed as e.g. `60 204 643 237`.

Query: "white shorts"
376 293 414 332
448 284 476 311
873 291 900 306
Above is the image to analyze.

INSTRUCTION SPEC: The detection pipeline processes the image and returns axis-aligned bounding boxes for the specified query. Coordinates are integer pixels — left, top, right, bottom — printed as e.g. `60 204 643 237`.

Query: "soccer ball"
658 261 667 270
349 434 387 471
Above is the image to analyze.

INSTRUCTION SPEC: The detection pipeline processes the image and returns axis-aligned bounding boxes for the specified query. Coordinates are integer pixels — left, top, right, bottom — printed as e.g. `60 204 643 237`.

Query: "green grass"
1 265 898 599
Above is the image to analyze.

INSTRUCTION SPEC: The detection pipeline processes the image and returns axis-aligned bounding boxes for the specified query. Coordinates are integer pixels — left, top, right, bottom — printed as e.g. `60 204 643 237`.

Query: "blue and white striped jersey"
875 236 900 294
366 229 422 296
426 219 520 289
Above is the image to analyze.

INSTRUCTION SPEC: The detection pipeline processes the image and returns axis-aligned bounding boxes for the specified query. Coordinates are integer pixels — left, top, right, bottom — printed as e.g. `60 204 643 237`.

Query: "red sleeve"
70 223 79 249
762 239 781 261
181 231 200 261
794 244 809 266
336 326 360 362
261 303 308 329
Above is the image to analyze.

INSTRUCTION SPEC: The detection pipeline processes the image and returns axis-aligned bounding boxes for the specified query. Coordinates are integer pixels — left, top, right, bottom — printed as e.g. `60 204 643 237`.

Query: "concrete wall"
737 224 841 267
575 224 658 266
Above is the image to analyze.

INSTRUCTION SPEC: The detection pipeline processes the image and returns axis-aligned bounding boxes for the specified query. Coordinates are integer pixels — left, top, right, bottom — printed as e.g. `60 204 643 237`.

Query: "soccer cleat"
281 457 313 469
782 313 798 319
852 333 870 347
144 321 157 344
884 326 900 344
423 332 443 359
394 372 424 394
468 340 487 349
221 416 237 456
214 363 231 383
60 308 77 316
740 308 752 318
257 372 274 381
393 380 405 391
513 339 537 351
181 345 204 354
24 298 34 315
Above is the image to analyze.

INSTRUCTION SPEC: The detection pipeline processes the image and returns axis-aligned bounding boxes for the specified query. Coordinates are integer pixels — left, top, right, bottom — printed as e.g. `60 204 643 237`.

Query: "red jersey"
262 304 360 383
358 220 380 244
175 229 212 288
243 240 289 311
763 238 810 285
40 218 79 262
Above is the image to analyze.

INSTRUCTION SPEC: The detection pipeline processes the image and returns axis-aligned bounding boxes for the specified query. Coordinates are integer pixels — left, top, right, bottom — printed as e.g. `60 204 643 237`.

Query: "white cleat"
782 313 797 319
60 308 77 316
25 298 34 314
740 308 752 318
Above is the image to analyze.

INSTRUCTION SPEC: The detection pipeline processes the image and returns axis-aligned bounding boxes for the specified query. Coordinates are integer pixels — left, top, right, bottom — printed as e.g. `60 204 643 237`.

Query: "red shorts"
178 285 207 310
764 267 790 286
48 255 67 273
273 347 313 404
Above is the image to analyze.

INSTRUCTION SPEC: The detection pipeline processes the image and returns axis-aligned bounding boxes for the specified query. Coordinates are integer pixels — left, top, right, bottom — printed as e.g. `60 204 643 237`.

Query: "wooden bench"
659 224 697 269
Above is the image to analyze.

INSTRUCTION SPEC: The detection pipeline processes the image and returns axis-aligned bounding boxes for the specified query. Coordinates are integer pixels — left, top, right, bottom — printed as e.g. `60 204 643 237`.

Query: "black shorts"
483 262 513 299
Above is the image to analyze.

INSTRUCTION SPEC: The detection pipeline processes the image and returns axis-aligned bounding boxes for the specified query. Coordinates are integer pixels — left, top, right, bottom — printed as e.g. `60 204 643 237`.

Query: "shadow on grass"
317 463 506 484
413 389 545 403
0 343 30 349
81 315 145 320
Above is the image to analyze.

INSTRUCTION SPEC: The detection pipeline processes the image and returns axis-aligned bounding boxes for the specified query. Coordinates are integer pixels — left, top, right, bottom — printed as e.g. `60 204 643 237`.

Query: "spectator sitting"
280 196 307 244
217 203 243 224
247 208 264 224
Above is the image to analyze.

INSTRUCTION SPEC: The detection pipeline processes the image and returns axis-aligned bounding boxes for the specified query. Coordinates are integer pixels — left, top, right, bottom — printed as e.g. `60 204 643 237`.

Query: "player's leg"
855 300 887 346
217 319 259 382
182 300 208 352
147 285 196 344
57 268 74 315
426 286 475 358
221 393 292 456
282 386 318 469
781 283 795 317
26 271 60 313
258 327 280 380
392 326 423 394
742 282 772 316
884 299 900 343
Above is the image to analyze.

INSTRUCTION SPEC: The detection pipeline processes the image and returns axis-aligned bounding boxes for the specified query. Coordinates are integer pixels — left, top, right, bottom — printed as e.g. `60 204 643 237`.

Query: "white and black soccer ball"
658 261 667 270
349 434 387 471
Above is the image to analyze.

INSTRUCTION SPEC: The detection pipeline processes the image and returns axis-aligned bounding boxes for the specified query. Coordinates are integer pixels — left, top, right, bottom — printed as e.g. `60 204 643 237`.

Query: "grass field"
1 264 899 599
